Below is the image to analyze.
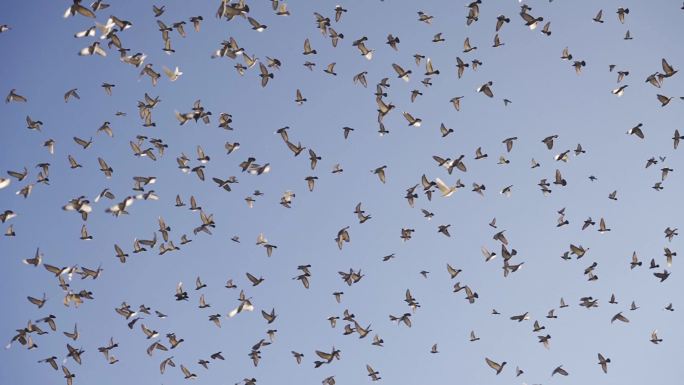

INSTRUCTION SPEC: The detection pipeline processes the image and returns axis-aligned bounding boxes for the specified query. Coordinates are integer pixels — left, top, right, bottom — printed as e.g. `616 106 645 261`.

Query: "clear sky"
1 0 684 384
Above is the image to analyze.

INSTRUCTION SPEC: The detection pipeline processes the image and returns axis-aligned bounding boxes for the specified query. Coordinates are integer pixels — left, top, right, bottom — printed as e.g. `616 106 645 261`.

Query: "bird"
402 112 422 127
324 63 337 76
672 129 684 149
611 312 629 323
292 351 304 364
627 123 644 139
6 89 27 103
63 88 80 102
510 312 530 322
593 9 604 23
392 63 412 82
258 63 274 87
538 334 552 349
455 57 469 78
62 366 75 385
485 358 506 375
573 60 586 74
335 227 350 250
371 166 387 183
417 11 434 23
612 85 628 96
162 66 183 81
657 94 673 107
180 364 197 379
598 218 611 233
496 15 510 31
63 1 96 18
477 81 494 97
662 58 677 77
617 7 629 23
650 330 663 344
520 11 544 30
561 47 573 61
79 41 107 56
462 37 477 52
552 365 569 376
366 364 381 381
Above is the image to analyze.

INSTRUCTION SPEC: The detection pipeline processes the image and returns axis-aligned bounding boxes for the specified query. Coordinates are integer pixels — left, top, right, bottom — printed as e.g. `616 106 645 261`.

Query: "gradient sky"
2 1 684 384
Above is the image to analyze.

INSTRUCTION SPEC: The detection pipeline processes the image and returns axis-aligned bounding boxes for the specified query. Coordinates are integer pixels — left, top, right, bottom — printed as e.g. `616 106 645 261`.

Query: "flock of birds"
2 0 684 384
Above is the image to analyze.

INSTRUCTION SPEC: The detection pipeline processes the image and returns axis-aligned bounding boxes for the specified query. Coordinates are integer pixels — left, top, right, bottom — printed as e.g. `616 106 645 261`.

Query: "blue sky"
1 0 684 384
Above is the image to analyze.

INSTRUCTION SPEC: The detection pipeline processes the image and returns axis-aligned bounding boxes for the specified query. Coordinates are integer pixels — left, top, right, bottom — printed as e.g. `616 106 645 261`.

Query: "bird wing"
434 178 450 194
392 63 405 76
485 358 501 371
